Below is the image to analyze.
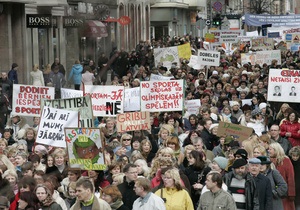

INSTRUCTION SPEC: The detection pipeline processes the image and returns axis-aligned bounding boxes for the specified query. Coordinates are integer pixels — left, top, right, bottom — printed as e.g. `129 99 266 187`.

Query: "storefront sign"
27 14 52 28
63 16 85 28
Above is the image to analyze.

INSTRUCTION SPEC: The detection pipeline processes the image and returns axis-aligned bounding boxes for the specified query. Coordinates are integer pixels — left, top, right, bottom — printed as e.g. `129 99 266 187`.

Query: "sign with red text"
12 84 55 116
36 106 79 148
140 80 184 112
116 112 150 132
65 128 106 170
198 50 220 66
217 121 253 141
84 85 124 116
268 69 300 102
41 96 93 128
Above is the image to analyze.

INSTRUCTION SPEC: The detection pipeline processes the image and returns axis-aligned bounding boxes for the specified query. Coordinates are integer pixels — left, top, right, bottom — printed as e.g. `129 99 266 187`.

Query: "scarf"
81 194 94 206
222 113 232 122
110 199 124 210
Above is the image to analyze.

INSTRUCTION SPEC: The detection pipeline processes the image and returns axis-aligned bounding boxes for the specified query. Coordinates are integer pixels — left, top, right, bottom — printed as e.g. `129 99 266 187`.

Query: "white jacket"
132 192 166 210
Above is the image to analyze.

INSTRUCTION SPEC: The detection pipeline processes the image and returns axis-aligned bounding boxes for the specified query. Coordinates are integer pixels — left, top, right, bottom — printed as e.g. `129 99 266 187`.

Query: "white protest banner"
154 46 179 69
241 50 281 66
36 106 79 148
246 31 259 37
150 74 174 81
65 128 106 170
188 55 200 68
209 30 243 43
61 88 83 99
242 99 252 106
84 85 124 116
140 80 184 112
41 96 94 128
116 112 150 132
268 69 300 103
124 87 140 111
12 84 55 116
198 50 220 66
184 99 201 115
251 37 274 50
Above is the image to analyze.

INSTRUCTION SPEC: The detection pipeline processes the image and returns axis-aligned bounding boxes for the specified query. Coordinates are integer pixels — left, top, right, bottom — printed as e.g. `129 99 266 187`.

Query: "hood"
72 64 83 73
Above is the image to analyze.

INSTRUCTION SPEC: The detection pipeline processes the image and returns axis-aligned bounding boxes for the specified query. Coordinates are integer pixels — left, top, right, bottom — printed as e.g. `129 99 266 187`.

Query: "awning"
83 20 108 38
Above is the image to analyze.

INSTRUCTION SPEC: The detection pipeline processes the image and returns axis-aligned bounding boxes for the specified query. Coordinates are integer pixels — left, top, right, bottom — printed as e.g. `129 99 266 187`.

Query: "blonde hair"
112 173 125 185
52 148 66 158
158 124 174 138
184 145 195 156
164 168 183 190
120 133 132 146
253 145 267 156
269 142 286 165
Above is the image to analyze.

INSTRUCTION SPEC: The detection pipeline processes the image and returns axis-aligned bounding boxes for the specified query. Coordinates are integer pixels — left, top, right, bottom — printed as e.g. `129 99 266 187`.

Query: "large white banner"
241 50 281 66
154 46 179 69
268 69 300 102
198 50 220 66
209 30 244 43
150 74 174 81
124 87 140 112
12 84 55 116
36 106 79 148
140 80 184 112
61 88 83 99
84 85 124 116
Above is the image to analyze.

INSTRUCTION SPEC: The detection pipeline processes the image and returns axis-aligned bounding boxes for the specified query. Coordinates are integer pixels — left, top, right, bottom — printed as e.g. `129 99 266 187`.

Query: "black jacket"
117 178 138 209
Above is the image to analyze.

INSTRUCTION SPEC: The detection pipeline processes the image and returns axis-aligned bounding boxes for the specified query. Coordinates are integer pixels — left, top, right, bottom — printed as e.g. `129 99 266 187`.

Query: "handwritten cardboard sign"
12 84 55 116
36 106 79 148
140 80 184 112
198 50 220 66
116 111 150 132
84 85 124 117
41 96 94 128
217 121 253 141
65 128 106 170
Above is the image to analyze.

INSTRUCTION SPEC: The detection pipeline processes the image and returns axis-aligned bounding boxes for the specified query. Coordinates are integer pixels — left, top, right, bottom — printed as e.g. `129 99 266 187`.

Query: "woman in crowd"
134 158 150 178
280 111 300 147
18 191 40 210
140 139 155 165
68 60 83 90
35 184 62 210
101 185 129 210
30 64 44 87
155 168 193 210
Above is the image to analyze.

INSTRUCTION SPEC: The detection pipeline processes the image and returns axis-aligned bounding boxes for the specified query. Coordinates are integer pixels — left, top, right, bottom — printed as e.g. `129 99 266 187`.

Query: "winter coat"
280 120 300 147
68 64 83 85
291 157 300 208
264 168 287 210
5 116 30 141
30 69 45 86
247 119 267 136
272 156 296 210
8 69 18 84
117 178 139 209
70 196 111 210
198 189 237 210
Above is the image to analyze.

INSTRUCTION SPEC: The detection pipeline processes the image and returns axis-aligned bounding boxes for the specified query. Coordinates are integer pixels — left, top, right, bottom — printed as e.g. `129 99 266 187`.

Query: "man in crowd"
269 124 292 155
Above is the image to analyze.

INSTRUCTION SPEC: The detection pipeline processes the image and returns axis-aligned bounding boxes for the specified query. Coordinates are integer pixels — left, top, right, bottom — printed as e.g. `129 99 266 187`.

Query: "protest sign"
150 74 173 81
140 80 184 112
245 14 300 27
217 121 253 141
116 111 150 132
251 37 274 50
154 46 179 69
65 128 106 170
61 88 83 99
36 106 79 148
268 69 300 103
41 96 93 128
205 33 215 42
241 50 281 66
124 87 140 111
178 43 192 60
184 99 201 115
198 50 220 66
208 30 243 43
84 85 124 117
246 31 259 37
12 84 55 116
188 55 200 68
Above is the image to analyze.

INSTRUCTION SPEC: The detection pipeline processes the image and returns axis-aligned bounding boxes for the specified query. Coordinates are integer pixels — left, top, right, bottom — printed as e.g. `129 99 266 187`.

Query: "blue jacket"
68 64 83 84
8 69 18 84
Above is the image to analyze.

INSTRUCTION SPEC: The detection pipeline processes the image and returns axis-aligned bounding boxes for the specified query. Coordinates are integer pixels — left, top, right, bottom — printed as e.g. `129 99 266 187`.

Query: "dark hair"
207 172 223 188
21 161 34 172
19 192 39 209
29 154 41 163
76 178 94 192
288 112 299 122
189 114 198 125
101 185 122 202
18 176 37 191
122 163 136 173
189 150 205 170
3 128 13 135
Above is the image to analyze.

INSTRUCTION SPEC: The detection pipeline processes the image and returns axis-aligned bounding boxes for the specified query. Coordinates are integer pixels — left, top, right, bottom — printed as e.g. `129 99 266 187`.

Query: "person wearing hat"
211 156 229 175
8 63 19 84
248 158 273 210
224 158 249 209
5 115 30 142
234 149 248 160
231 101 244 120
257 156 287 210
259 102 274 129
236 80 249 94
247 108 266 136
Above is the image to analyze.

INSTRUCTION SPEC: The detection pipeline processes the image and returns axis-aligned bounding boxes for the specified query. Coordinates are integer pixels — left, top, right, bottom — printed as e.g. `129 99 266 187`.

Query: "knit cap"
213 157 229 170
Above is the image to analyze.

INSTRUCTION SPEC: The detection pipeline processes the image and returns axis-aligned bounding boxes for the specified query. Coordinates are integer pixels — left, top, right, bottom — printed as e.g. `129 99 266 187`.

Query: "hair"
165 136 180 151
25 127 37 139
122 163 137 173
158 124 174 137
19 176 37 191
19 191 39 209
52 148 66 158
207 171 223 188
66 182 76 198
0 154 15 171
276 103 290 120
76 177 94 192
253 145 267 156
289 146 300 157
191 137 203 145
34 184 54 206
112 173 125 185
108 162 123 173
288 111 299 122
135 177 151 192
140 139 152 157
21 161 34 172
129 150 144 163
0 138 7 147
160 147 175 159
101 185 122 202
184 145 196 156
134 159 150 177
120 133 132 145
269 142 287 165
15 151 28 160
188 150 205 170
259 134 271 145
164 168 183 191
2 169 18 182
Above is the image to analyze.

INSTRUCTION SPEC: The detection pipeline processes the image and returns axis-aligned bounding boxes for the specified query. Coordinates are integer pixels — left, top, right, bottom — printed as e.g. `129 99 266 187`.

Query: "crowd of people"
0 34 299 210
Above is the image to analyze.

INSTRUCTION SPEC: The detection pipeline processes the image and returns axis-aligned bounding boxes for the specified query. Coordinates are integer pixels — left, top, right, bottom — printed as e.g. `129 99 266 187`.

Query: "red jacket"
280 120 300 147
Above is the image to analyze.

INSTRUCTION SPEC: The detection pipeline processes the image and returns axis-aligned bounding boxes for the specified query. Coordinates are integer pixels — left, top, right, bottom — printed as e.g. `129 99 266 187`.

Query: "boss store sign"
27 14 54 28
63 17 84 28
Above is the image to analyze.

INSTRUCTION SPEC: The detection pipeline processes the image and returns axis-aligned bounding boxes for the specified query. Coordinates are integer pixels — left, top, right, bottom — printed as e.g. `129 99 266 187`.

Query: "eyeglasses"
123 139 131 141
